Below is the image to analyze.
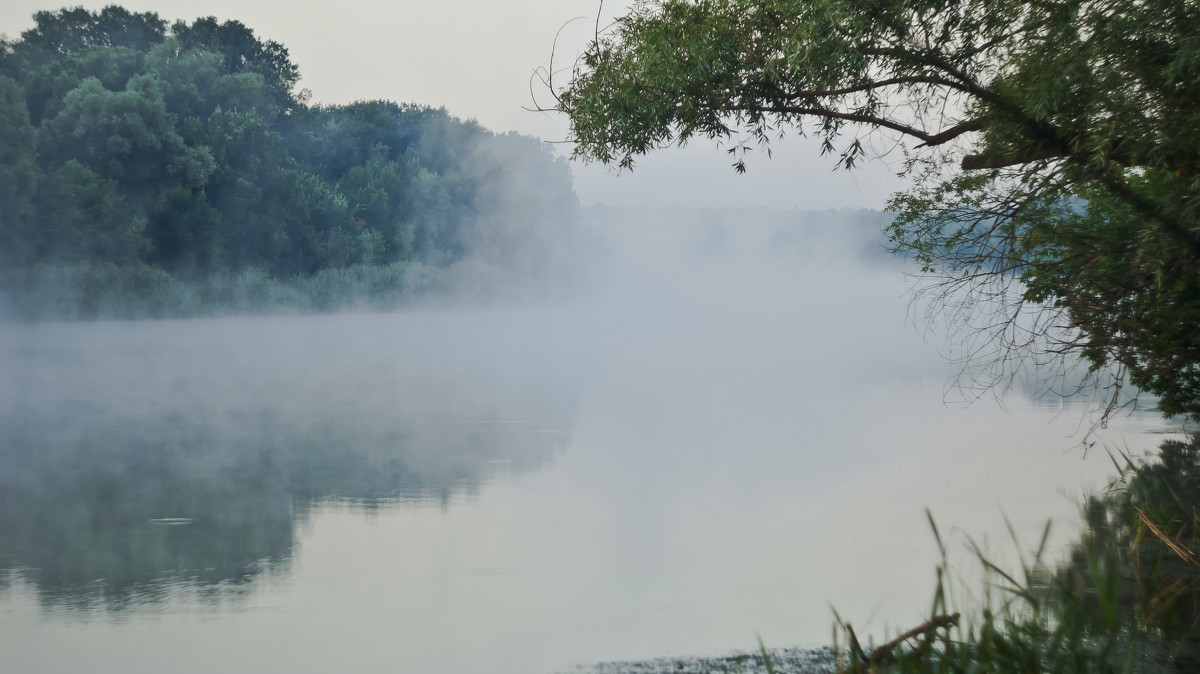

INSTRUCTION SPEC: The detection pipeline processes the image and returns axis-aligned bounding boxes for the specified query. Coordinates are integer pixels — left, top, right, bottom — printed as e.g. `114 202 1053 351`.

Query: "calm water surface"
0 219 1177 673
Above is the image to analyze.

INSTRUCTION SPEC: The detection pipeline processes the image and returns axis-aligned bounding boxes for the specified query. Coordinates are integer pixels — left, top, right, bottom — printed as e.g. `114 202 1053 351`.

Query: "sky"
0 1 898 210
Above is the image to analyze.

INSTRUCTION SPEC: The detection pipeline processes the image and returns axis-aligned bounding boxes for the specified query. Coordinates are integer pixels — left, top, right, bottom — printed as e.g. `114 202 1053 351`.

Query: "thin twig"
867 613 961 664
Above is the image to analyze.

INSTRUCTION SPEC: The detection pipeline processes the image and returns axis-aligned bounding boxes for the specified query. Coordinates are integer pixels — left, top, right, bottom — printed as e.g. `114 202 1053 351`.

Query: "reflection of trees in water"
0 407 569 611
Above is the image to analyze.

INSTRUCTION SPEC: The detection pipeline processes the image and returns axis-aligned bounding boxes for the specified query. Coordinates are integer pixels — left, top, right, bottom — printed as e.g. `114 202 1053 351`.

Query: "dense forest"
0 6 578 319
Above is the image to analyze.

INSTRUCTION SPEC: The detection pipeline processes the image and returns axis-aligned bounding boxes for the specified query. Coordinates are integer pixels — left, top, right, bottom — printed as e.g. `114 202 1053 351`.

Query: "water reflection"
0 313 573 611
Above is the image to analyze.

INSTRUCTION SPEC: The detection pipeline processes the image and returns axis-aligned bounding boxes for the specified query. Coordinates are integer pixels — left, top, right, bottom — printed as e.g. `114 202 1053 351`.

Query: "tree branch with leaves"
548 0 1200 418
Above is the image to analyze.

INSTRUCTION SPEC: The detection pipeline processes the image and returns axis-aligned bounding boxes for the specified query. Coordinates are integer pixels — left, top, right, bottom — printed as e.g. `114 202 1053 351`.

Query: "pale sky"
0 1 898 209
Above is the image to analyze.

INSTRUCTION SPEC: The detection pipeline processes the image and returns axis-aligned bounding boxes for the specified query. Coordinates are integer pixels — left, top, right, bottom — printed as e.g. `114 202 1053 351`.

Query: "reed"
813 435 1200 674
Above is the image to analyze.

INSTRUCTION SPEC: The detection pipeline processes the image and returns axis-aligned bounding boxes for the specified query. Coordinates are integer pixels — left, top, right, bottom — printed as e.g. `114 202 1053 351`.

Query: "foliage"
816 435 1200 674
0 6 577 316
551 0 1200 417
0 75 39 262
1069 437 1200 667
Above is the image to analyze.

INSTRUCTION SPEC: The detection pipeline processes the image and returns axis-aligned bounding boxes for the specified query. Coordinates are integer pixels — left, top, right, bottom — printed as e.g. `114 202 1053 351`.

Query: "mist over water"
0 208 1174 674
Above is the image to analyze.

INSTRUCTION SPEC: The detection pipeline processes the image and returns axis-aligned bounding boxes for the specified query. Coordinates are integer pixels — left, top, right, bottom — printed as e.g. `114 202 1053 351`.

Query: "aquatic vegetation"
824 435 1200 674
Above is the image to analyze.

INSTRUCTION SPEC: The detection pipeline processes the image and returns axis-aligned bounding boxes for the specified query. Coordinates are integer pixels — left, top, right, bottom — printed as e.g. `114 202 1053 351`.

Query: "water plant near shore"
823 435 1200 674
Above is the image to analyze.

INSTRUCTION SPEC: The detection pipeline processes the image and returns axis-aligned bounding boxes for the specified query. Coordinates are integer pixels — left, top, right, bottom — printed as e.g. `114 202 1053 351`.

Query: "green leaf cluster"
0 6 576 292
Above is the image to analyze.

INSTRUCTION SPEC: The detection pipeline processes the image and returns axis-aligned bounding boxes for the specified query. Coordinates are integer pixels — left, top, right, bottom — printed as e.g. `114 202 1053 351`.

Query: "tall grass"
819 435 1200 674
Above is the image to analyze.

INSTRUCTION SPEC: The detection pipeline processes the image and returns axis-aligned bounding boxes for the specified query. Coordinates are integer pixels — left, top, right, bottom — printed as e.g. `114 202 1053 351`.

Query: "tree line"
0 6 576 295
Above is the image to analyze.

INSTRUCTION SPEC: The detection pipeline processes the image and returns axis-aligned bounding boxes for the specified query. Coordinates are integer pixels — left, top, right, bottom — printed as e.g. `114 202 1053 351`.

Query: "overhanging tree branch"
553 0 1200 417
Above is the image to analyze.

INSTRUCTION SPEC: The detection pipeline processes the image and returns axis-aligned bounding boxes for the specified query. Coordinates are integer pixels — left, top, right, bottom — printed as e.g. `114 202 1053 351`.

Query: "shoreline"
564 646 841 674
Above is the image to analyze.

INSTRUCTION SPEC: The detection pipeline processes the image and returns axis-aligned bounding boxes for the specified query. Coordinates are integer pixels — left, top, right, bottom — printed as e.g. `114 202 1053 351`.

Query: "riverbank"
569 433 1200 674
564 646 840 674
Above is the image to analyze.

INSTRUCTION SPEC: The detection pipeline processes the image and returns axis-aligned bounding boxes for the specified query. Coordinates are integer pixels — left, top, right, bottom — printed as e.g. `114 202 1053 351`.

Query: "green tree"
17 45 147 125
337 149 418 262
34 159 148 263
552 0 1200 417
169 16 300 112
37 75 210 190
17 5 166 54
0 75 38 265
0 5 579 315
1 6 167 123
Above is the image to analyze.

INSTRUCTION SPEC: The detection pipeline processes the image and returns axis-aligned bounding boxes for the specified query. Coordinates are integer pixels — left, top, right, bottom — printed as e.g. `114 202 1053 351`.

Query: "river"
0 210 1175 673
